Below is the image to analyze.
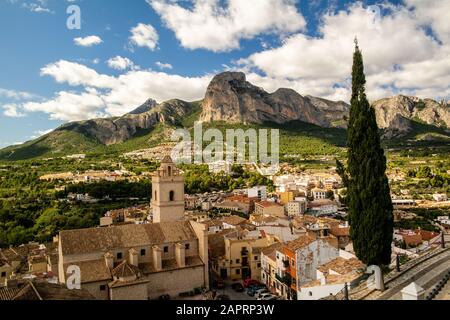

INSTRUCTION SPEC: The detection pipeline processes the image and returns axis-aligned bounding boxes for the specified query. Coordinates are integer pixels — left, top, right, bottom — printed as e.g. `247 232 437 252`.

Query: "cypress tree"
340 39 394 266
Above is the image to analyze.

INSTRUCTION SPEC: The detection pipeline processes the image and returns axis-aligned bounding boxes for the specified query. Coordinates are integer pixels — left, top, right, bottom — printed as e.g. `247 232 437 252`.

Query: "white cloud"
21 1 53 13
40 60 116 88
107 56 137 70
74 35 103 47
238 2 450 102
0 88 36 100
23 90 107 121
155 61 173 70
2 104 26 118
129 23 159 51
18 60 212 120
405 0 450 44
148 0 305 52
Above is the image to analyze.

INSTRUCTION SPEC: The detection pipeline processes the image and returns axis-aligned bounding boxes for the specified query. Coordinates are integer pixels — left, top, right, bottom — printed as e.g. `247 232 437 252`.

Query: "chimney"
175 243 186 268
104 252 114 269
152 246 162 271
129 248 139 267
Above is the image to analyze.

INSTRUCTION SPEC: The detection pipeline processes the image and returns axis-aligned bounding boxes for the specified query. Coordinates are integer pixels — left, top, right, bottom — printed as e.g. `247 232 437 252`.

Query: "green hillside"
2 105 450 162
0 130 101 161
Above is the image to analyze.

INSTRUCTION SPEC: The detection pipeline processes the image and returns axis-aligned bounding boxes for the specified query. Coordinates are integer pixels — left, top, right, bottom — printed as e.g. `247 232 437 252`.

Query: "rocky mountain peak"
200 72 349 127
127 98 157 115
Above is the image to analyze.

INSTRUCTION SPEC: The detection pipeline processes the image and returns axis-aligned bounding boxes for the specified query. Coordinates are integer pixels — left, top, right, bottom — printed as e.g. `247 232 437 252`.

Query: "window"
168 166 172 176
305 263 313 278
1 272 6 277
236 269 241 275
254 256 258 260
309 292 313 297
154 191 157 201
169 191 175 201
185 243 190 250
257 263 261 268
163 246 169 253
291 259 295 267
117 252 122 260
140 249 146 256
100 285 106 291
236 259 240 264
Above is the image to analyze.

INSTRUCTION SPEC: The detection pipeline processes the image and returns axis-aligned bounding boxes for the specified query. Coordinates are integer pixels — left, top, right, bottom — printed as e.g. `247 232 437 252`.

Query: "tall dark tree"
338 39 393 266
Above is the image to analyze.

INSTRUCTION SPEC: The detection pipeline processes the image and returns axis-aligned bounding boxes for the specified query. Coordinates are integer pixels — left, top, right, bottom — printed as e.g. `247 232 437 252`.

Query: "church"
57 156 209 300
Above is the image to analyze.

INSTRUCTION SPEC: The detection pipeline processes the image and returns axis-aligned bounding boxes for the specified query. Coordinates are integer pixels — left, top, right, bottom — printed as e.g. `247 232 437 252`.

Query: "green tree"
338 40 393 266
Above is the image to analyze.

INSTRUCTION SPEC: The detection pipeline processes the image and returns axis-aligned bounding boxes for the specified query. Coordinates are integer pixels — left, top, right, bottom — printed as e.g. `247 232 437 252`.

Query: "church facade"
58 156 209 300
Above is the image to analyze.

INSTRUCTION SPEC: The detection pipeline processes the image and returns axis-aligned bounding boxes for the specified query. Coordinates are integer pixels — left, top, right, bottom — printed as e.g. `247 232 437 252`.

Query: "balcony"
241 249 249 256
275 273 292 286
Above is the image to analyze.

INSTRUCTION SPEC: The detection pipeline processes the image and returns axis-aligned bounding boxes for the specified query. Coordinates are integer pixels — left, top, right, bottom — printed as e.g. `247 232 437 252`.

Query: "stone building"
208 228 276 282
58 156 209 300
254 201 284 217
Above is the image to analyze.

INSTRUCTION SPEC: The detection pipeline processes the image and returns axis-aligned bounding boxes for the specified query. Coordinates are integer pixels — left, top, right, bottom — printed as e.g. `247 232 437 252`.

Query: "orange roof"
402 234 422 246
257 201 282 208
285 235 317 251
330 227 350 237
417 229 440 241
318 257 364 275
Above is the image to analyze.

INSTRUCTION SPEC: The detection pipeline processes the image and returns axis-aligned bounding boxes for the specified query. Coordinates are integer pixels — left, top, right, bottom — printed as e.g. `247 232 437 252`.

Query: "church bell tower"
152 156 185 223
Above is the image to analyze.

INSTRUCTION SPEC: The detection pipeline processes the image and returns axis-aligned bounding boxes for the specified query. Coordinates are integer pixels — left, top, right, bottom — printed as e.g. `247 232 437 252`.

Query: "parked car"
232 283 245 292
258 293 277 300
247 284 266 296
255 288 270 299
243 279 259 288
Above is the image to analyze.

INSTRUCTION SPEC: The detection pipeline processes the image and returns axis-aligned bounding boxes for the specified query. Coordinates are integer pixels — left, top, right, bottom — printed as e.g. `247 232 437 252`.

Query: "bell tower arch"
152 156 185 223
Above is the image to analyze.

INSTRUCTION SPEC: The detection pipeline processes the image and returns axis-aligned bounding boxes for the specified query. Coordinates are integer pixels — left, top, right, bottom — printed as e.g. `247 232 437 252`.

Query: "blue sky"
0 0 449 148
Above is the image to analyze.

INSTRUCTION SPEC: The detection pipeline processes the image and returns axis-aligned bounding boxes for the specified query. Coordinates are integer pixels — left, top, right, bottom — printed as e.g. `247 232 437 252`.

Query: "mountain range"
1 72 449 161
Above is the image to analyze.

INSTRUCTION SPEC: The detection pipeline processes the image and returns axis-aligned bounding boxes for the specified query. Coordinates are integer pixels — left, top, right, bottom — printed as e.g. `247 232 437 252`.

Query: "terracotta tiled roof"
111 261 141 279
63 259 112 284
256 201 282 208
330 227 350 237
251 215 278 224
109 278 149 289
0 281 95 300
261 242 284 261
318 257 364 275
285 235 317 251
221 215 247 226
60 221 197 256
417 229 440 241
0 286 22 300
402 234 422 246
301 272 362 288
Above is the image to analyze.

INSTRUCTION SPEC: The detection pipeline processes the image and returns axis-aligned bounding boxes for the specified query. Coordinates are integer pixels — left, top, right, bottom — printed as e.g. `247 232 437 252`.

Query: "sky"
0 0 449 148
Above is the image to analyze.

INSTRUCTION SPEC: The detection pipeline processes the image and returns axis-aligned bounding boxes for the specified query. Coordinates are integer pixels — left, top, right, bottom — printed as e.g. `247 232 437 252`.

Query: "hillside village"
1 156 448 301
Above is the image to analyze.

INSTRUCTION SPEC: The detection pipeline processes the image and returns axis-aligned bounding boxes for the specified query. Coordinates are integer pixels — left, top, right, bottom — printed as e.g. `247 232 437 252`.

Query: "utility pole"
396 254 401 272
441 232 445 249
